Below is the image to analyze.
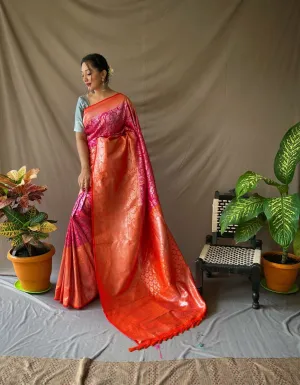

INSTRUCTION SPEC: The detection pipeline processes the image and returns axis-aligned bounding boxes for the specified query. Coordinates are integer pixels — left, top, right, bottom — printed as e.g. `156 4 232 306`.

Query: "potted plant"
220 122 300 293
0 166 57 293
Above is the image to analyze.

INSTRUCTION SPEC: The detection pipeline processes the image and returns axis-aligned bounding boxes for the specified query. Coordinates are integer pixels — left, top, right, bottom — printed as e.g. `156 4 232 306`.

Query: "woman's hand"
78 167 91 191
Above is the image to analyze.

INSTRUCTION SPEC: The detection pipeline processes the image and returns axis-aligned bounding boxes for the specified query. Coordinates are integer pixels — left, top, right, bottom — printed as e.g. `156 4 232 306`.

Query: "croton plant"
220 122 300 264
0 166 57 257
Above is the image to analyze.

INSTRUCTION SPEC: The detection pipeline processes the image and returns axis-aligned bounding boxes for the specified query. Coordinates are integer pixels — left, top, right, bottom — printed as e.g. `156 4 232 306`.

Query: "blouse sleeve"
74 97 87 133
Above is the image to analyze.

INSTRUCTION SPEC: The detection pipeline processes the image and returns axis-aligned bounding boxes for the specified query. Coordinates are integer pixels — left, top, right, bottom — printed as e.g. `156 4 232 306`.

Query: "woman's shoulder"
116 93 132 106
78 94 89 105
114 92 127 100
77 94 90 107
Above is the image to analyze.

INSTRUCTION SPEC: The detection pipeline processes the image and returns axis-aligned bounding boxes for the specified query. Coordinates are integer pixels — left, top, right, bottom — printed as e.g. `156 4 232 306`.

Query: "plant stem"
25 243 32 257
282 249 288 264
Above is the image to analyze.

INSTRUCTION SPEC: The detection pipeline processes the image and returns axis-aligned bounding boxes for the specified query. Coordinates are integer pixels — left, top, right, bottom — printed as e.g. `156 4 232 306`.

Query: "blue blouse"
74 95 89 133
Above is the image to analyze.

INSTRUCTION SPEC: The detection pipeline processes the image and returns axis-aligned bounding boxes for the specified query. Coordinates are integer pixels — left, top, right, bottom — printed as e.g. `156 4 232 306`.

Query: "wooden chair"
196 191 262 309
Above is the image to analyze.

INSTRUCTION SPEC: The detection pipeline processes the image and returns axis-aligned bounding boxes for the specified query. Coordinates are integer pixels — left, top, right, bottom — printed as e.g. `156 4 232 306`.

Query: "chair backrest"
211 190 259 248
212 191 237 242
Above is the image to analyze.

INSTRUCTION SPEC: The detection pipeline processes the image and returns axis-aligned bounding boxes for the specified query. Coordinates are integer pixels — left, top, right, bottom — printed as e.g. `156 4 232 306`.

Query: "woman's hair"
81 53 110 83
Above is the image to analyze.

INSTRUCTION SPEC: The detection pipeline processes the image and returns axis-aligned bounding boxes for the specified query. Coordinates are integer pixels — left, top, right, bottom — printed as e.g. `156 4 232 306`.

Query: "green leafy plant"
0 166 57 257
220 122 300 264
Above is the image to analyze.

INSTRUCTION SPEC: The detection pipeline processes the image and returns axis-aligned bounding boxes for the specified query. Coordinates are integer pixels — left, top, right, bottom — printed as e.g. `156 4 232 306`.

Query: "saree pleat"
55 93 206 350
54 192 98 309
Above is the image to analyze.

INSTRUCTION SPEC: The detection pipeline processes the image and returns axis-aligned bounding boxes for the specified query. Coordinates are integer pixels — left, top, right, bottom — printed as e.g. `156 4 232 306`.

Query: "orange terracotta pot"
262 251 300 293
7 244 55 292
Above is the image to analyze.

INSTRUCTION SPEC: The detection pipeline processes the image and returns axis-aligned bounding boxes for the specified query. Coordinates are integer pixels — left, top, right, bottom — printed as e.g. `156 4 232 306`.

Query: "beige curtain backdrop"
1 0 300 275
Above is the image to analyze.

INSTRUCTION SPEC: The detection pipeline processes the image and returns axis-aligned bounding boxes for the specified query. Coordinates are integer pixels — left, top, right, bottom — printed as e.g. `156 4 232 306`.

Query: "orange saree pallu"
55 93 206 351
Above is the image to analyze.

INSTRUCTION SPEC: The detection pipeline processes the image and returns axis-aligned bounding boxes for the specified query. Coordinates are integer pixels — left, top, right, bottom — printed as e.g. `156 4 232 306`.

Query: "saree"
55 93 206 351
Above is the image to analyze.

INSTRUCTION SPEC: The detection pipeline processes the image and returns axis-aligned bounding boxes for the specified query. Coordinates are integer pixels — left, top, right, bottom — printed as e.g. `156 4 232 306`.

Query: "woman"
55 53 206 351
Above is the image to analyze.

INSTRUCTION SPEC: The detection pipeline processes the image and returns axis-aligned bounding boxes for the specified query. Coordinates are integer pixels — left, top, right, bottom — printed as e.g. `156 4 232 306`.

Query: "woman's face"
81 61 106 92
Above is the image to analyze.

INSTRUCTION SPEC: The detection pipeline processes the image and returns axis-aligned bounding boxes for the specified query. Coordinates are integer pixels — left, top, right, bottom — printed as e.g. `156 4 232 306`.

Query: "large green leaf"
235 171 288 199
235 172 262 198
29 212 48 225
264 194 300 249
274 122 300 185
25 207 38 221
234 217 264 243
220 196 265 234
2 206 26 228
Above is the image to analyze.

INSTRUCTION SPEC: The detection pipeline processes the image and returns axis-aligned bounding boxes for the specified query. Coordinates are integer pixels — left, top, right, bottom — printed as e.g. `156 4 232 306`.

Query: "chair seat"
199 244 261 266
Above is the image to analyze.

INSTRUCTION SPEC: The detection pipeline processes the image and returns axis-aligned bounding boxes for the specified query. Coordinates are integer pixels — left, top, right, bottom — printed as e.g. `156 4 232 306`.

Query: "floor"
1 273 299 362
2 355 300 385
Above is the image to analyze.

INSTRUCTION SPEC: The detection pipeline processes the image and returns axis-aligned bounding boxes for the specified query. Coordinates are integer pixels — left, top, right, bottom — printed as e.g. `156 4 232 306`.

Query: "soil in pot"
263 253 299 265
11 244 50 257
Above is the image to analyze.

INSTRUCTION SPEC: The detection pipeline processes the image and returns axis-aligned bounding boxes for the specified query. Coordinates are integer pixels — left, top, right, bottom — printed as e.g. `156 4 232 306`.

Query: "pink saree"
55 93 206 351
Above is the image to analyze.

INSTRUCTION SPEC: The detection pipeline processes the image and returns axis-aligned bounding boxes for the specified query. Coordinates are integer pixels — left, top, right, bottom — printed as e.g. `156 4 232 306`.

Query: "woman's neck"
87 86 116 103
92 86 111 97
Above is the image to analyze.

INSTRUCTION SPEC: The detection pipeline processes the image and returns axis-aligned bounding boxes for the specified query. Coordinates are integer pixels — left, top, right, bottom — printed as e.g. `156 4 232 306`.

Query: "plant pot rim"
7 243 55 263
262 251 300 270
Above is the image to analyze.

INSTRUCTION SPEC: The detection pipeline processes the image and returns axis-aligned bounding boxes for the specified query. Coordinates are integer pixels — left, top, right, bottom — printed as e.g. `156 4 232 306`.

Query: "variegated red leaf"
0 196 14 209
28 193 44 203
24 168 40 182
0 175 17 188
19 195 29 209
10 184 47 197
26 184 47 194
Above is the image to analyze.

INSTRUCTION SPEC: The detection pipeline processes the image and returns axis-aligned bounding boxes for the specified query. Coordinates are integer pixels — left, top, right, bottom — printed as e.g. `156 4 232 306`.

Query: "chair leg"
251 264 261 309
196 259 203 295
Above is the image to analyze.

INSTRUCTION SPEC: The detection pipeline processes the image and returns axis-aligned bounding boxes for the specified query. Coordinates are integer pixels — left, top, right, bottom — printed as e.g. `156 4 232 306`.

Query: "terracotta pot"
7 244 55 292
262 251 300 293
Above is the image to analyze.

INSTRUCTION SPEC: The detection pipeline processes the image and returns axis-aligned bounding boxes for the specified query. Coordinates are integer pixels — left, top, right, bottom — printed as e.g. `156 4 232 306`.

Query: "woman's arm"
76 132 90 191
